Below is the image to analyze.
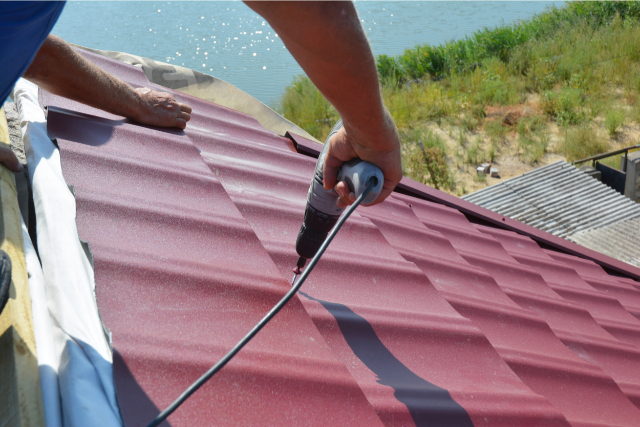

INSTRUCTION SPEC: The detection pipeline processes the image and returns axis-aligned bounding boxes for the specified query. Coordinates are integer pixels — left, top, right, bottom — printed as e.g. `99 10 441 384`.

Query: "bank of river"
52 1 562 105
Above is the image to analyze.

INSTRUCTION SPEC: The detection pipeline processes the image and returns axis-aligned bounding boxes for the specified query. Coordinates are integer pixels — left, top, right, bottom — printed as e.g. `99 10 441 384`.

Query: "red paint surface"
43 50 640 427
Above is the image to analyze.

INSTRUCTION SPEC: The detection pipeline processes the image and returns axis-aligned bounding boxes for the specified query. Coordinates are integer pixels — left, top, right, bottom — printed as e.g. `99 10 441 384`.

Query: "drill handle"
337 159 384 206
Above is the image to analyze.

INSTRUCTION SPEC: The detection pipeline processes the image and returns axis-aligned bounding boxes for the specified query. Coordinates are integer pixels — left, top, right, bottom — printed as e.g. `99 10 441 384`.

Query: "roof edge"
286 131 640 282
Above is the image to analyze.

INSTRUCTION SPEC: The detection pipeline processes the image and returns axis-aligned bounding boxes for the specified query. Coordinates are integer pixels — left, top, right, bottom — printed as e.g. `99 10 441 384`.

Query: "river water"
52 1 564 106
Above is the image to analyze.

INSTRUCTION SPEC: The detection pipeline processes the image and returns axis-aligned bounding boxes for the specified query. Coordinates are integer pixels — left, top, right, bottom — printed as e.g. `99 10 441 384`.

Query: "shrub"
465 136 485 165
377 54 402 86
373 1 640 84
562 125 610 160
604 109 625 136
485 119 508 141
517 115 546 136
398 44 448 80
401 130 452 190
519 132 550 164
542 88 585 126
277 76 337 139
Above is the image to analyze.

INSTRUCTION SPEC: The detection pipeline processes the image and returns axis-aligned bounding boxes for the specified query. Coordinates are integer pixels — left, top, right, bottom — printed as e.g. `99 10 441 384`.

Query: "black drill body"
295 120 383 269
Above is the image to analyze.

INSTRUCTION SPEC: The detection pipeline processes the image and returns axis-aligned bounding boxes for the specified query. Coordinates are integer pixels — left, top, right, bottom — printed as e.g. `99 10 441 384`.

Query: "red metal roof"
42 49 640 427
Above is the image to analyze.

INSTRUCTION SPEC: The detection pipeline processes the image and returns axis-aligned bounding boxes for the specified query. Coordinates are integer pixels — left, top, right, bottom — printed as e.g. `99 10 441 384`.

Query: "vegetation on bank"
277 1 640 194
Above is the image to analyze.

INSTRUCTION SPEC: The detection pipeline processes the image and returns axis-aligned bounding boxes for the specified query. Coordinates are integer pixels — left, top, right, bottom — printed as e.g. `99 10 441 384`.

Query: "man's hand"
245 2 402 205
0 146 23 173
132 87 192 129
24 35 192 130
323 110 401 207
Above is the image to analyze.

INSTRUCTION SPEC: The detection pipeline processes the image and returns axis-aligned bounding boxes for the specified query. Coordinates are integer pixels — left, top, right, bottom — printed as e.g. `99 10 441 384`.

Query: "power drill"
295 120 384 271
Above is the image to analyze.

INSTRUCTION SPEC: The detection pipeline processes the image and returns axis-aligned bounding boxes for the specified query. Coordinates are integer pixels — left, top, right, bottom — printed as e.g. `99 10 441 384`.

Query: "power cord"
145 179 376 427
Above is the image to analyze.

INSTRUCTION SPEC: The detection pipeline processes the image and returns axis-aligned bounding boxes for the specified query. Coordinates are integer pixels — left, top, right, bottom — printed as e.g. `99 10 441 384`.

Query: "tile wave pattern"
41 49 640 427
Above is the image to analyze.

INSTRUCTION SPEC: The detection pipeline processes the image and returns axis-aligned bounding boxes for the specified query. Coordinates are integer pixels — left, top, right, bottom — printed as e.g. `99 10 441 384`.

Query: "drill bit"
292 257 307 286
291 268 300 286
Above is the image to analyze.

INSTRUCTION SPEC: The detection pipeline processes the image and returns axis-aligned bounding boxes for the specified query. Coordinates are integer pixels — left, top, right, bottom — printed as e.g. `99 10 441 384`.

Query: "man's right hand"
245 2 403 205
323 111 402 207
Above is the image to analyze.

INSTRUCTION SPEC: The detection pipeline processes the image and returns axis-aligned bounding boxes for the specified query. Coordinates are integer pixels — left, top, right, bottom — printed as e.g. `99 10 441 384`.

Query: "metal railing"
572 144 640 173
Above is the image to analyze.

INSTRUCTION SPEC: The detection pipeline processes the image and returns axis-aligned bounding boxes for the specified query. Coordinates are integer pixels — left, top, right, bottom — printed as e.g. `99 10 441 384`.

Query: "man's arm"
23 35 192 130
0 34 193 173
245 1 401 206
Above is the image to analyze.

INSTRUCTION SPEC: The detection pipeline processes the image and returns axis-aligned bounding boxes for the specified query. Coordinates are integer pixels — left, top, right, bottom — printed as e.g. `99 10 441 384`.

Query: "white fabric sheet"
14 79 123 427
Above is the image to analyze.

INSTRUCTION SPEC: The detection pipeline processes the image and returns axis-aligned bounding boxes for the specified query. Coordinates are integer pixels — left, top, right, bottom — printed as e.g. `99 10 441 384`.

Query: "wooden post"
0 106 45 427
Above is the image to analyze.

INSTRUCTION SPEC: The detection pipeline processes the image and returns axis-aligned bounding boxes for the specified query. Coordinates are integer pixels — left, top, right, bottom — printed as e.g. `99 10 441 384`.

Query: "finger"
174 118 187 130
0 147 23 172
180 111 191 122
322 153 344 190
179 103 192 114
335 181 357 208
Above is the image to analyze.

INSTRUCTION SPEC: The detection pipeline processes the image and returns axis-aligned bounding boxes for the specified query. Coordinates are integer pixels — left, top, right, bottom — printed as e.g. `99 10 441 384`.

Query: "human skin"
245 1 402 206
0 35 193 173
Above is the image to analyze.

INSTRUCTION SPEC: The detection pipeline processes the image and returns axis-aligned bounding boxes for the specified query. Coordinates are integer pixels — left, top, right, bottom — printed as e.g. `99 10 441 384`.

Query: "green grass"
400 129 454 190
276 1 640 194
277 76 338 139
376 1 640 84
519 132 550 164
562 125 610 161
485 119 508 142
605 109 626 136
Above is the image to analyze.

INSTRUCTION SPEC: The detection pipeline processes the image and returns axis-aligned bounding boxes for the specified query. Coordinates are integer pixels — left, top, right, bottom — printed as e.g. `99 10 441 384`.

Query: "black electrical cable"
145 179 376 427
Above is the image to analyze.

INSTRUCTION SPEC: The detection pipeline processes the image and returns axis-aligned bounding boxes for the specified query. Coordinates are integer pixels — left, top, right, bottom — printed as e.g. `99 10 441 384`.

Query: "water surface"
53 1 564 105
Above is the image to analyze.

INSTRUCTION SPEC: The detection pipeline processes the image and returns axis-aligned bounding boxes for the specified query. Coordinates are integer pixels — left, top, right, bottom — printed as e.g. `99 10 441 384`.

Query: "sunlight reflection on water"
53 1 563 106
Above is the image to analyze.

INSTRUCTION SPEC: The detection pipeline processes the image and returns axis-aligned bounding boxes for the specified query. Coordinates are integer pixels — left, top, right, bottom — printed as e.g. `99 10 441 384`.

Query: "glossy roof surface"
42 49 640 427
569 217 640 269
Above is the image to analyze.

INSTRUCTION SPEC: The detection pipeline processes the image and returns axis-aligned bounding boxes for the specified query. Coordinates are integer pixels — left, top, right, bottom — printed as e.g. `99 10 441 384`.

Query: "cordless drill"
295 120 384 271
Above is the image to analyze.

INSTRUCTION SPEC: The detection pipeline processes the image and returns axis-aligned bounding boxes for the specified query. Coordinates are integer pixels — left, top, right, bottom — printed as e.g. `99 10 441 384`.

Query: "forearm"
23 35 143 120
23 35 191 129
245 1 390 149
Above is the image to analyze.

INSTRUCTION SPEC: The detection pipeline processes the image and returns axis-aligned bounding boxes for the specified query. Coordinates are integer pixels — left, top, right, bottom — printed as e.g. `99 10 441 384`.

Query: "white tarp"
13 79 122 427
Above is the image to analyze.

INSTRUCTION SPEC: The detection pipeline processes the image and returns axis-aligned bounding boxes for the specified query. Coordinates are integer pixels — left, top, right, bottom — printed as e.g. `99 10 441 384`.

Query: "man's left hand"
133 87 192 129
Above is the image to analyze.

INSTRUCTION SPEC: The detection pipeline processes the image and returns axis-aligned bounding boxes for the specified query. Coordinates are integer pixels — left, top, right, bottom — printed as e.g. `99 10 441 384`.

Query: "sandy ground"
4 101 26 165
421 113 566 196
423 93 640 197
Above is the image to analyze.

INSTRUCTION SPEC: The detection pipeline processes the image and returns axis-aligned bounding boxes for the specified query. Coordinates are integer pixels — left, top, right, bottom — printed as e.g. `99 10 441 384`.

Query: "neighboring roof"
569 217 640 269
38 49 640 426
462 160 640 238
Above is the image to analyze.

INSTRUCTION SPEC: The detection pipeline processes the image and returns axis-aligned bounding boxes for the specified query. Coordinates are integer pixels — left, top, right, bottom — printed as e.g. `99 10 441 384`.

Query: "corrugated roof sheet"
569 217 640 269
462 161 640 238
39 49 640 426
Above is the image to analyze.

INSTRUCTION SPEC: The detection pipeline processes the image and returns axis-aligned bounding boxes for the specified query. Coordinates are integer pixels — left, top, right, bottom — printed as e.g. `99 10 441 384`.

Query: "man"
246 2 402 207
0 2 192 173
1 33 192 173
1 1 401 206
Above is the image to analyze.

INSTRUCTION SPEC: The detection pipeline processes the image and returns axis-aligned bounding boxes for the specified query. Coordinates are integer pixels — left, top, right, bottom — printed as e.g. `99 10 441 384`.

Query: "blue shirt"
0 1 66 104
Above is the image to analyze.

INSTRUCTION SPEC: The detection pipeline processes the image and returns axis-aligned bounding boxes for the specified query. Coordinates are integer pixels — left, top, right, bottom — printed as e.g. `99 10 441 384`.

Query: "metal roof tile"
38 49 640 426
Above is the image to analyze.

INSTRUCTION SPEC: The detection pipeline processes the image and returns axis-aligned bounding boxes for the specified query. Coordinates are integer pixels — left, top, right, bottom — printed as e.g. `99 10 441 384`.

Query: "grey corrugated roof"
569 217 640 269
462 160 640 238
